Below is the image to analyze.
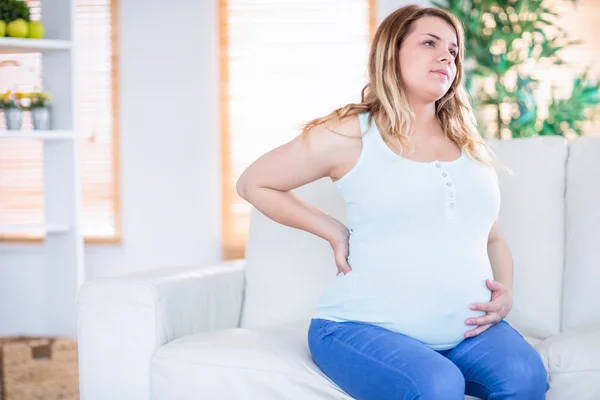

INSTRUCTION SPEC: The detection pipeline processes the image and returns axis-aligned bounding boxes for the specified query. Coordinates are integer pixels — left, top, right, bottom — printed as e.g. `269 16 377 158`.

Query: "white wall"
84 0 222 279
0 0 414 336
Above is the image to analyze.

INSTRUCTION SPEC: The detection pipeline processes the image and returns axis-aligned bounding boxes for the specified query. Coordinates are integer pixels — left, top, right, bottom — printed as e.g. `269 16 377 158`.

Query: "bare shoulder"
303 114 363 181
305 114 363 147
236 113 365 195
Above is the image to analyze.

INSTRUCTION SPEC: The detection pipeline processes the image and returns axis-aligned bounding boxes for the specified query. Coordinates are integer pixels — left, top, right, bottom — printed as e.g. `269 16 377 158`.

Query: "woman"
236 5 549 400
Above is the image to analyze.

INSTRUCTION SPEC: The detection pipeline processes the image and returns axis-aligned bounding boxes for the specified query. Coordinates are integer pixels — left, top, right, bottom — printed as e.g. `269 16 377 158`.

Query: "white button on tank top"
313 112 501 350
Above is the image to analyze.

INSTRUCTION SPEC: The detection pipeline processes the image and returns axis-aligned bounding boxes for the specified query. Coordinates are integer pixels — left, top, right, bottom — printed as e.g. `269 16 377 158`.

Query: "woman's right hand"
327 218 352 276
236 115 362 277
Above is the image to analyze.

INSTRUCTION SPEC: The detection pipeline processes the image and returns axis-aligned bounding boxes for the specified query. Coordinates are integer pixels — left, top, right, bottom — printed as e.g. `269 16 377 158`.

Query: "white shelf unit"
0 130 75 139
0 1 85 339
0 37 72 54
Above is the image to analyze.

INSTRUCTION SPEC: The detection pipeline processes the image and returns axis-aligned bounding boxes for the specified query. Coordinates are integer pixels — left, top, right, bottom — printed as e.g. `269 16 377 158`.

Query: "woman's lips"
431 71 449 79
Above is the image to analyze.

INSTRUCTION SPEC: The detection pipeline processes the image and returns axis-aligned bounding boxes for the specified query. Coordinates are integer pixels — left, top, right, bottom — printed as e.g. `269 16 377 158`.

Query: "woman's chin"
406 85 451 104
421 90 449 103
429 85 452 101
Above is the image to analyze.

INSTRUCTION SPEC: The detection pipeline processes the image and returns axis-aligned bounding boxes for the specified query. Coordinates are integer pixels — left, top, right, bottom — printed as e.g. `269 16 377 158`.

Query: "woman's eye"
425 40 457 57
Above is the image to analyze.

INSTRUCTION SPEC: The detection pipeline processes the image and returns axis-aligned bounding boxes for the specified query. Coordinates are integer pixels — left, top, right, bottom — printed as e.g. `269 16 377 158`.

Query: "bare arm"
236 116 361 273
464 219 514 337
487 220 513 295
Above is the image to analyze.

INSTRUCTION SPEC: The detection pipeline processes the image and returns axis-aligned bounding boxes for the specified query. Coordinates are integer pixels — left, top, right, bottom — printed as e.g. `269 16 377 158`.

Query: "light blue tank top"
313 112 501 350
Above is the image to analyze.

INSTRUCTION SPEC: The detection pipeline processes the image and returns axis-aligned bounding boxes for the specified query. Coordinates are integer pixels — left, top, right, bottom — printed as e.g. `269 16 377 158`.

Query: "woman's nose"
437 51 452 64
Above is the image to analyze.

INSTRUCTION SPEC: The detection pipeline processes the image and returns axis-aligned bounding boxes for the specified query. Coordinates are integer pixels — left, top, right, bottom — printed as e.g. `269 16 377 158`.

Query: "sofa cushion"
150 320 542 400
563 136 600 330
537 324 600 399
486 137 567 339
151 320 354 400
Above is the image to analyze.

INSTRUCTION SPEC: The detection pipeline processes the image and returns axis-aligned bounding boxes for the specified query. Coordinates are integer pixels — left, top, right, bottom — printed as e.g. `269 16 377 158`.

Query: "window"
0 0 119 242
219 0 376 260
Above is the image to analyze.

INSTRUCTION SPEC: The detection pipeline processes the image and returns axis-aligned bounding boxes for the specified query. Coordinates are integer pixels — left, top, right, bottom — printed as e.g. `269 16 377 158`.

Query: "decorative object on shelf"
31 104 50 130
28 20 43 38
0 0 44 39
0 90 24 130
26 91 52 130
7 17 27 37
0 0 30 24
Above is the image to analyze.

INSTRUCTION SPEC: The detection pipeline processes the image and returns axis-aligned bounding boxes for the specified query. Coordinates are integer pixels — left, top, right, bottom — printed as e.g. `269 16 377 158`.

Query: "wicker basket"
0 337 79 400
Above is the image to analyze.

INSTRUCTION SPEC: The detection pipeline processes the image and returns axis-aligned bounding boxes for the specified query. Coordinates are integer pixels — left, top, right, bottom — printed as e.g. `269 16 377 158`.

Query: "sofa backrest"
486 136 567 339
240 136 569 340
562 136 600 331
240 177 346 329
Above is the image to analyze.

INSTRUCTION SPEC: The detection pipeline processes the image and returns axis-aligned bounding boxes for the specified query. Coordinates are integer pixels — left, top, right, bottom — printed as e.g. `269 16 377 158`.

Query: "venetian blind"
220 0 376 259
0 0 119 241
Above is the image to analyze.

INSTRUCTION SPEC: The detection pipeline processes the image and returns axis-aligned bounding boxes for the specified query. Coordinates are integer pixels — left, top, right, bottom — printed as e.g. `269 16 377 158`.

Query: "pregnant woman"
236 4 549 400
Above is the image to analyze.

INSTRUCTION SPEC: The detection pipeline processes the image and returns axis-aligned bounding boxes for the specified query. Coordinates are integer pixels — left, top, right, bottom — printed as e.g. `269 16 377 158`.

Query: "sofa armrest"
77 260 246 400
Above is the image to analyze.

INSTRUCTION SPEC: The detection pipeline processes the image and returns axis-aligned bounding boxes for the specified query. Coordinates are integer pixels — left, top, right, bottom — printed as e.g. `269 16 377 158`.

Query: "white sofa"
78 136 600 400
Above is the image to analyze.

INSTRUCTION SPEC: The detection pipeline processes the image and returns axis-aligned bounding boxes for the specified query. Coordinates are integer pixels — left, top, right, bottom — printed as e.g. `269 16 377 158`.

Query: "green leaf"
448 0 600 139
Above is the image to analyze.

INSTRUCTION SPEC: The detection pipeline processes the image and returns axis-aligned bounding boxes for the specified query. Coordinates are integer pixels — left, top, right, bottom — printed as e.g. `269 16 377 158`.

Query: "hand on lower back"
327 218 352 275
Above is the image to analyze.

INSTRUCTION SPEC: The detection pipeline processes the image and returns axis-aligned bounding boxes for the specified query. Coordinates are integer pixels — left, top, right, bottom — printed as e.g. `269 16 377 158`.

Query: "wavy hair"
299 4 501 169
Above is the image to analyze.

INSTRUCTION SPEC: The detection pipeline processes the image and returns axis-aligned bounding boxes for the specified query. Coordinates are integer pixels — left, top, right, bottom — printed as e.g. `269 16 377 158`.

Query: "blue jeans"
308 318 549 400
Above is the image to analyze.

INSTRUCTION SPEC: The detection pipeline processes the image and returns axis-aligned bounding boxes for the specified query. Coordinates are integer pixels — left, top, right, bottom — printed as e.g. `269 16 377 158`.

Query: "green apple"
0 20 6 37
7 19 29 38
28 21 44 39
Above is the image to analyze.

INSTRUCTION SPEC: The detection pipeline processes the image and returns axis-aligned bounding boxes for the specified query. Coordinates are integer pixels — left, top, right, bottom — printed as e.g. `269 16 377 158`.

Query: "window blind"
0 0 119 241
220 0 376 259
75 0 119 240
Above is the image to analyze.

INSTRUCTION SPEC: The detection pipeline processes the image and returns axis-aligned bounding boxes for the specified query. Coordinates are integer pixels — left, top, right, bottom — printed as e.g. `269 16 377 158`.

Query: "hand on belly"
464 279 513 338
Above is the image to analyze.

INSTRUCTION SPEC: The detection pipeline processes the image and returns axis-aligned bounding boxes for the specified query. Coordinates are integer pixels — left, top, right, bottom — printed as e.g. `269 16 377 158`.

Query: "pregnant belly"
343 262 494 350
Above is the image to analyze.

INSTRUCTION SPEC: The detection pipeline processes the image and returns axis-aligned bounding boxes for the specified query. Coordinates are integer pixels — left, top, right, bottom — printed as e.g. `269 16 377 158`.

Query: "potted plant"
0 0 31 38
435 0 600 139
0 90 24 130
27 91 52 130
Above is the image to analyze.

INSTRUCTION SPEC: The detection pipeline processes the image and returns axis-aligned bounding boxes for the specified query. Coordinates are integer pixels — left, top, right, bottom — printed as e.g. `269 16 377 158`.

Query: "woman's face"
398 16 458 104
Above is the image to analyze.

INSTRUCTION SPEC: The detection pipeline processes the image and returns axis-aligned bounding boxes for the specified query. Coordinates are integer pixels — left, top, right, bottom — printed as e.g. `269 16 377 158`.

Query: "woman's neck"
410 101 442 139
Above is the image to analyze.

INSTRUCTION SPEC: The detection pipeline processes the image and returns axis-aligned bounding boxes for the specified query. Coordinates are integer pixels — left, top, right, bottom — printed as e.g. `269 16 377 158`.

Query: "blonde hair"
300 4 502 170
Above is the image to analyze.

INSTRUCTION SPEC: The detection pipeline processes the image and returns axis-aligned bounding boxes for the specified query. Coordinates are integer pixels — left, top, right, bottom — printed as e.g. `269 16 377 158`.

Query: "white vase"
5 108 22 130
31 107 51 130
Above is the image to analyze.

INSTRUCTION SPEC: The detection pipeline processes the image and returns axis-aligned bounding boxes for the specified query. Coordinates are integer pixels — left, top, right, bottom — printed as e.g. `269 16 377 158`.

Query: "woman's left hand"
464 279 513 338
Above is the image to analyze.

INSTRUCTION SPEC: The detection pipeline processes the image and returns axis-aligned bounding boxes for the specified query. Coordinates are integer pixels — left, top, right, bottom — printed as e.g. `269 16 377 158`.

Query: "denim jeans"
308 318 549 400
